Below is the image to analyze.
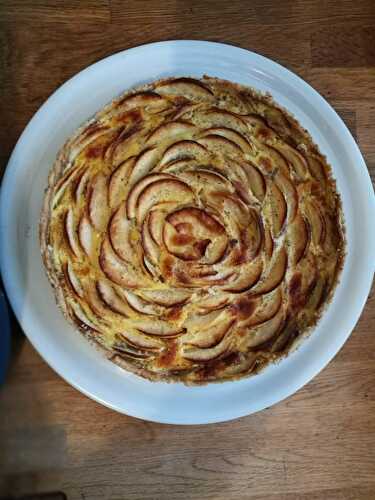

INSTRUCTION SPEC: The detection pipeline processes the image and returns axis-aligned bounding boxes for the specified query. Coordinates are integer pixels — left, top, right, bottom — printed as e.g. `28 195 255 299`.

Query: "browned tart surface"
40 76 345 384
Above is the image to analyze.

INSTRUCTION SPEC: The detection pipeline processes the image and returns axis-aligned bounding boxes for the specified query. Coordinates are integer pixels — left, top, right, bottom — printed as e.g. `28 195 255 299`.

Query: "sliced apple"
179 168 232 193
119 330 163 351
155 78 214 100
88 173 109 232
121 289 163 316
126 173 173 219
96 280 130 317
65 208 81 257
182 334 231 362
136 178 194 224
108 156 136 208
304 200 326 246
240 288 282 327
263 182 287 237
201 127 252 154
272 143 309 181
251 246 287 295
148 209 165 245
141 216 160 265
306 155 326 181
223 258 263 293
132 319 185 337
140 288 191 307
287 213 310 264
65 261 84 298
198 134 242 157
243 114 277 142
242 306 284 348
146 121 196 146
187 317 235 348
196 294 229 314
109 203 137 262
241 161 266 202
78 214 95 258
70 301 99 332
159 139 209 167
99 237 147 288
74 168 90 203
127 147 161 186
202 109 248 135
263 226 274 259
117 91 168 111
53 165 83 207
275 172 298 223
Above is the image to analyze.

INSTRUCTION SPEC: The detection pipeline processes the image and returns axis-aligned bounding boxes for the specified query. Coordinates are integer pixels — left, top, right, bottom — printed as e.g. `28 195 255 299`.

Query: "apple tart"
40 76 345 384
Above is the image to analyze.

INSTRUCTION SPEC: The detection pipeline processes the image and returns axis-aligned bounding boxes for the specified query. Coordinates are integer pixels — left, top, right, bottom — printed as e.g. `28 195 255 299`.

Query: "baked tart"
40 76 345 384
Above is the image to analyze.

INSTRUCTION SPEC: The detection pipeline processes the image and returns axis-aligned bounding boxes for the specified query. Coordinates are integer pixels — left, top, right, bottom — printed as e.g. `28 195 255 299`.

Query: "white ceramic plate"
1 41 374 424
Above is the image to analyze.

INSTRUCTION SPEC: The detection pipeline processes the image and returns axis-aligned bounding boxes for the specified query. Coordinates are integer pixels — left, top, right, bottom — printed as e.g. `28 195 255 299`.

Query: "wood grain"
0 1 374 498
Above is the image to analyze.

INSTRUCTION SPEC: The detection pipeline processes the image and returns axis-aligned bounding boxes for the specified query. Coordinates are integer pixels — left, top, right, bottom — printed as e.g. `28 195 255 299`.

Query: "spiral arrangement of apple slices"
41 76 344 383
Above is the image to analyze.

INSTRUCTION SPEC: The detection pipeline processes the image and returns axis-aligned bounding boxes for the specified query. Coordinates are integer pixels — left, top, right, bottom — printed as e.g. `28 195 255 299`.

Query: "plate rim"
1 40 374 424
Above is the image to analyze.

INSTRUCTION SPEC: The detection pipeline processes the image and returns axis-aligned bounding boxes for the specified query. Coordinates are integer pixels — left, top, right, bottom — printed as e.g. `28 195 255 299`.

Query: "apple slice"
304 201 326 246
187 317 235 348
240 288 282 327
201 127 252 153
74 168 90 203
241 161 266 202
306 155 326 181
146 121 196 146
179 168 232 193
78 215 95 258
108 156 136 208
141 216 160 265
117 91 168 111
242 306 284 348
65 261 84 298
53 165 83 207
263 182 287 237
275 172 298 224
88 173 109 232
263 226 274 259
65 208 81 257
243 114 278 143
287 213 310 264
126 173 173 219
196 294 229 314
140 288 191 307
132 319 185 337
99 237 147 288
121 289 163 316
127 147 161 187
136 178 194 224
223 258 263 293
159 140 209 167
251 246 287 295
96 280 130 317
119 330 163 351
198 134 242 157
202 109 248 135
272 143 309 181
70 302 99 332
109 203 137 263
182 334 231 362
155 77 214 100
148 209 165 245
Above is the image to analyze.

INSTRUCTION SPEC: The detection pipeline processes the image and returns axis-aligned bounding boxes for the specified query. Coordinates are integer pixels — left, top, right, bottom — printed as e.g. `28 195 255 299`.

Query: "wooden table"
1 1 374 498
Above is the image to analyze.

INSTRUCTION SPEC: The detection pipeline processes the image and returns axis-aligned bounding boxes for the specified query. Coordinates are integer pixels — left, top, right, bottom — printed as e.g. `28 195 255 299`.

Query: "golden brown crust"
40 76 345 385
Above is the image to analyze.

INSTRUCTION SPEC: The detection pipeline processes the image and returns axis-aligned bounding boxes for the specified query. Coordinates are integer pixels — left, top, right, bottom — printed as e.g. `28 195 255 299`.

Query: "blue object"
0 286 11 383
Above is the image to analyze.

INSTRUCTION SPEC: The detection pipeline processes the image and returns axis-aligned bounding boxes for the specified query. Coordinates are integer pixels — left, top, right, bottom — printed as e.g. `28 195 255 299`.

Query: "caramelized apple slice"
65 261 84 298
187 317 235 348
304 201 326 246
196 294 229 314
121 289 163 316
182 334 231 362
78 215 95 258
241 288 282 327
201 127 252 153
136 179 194 224
96 280 130 317
243 306 284 348
132 319 185 337
119 330 163 351
74 168 90 203
147 121 196 145
272 143 309 180
99 237 147 288
140 288 191 307
126 173 173 219
155 78 214 100
109 203 137 262
108 156 136 208
202 109 248 135
127 147 160 186
198 134 242 157
117 91 168 112
223 258 263 293
159 140 209 167
287 213 310 264
275 172 298 223
65 208 81 257
263 182 287 237
241 161 266 202
251 247 287 295
88 173 109 232
306 155 326 181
